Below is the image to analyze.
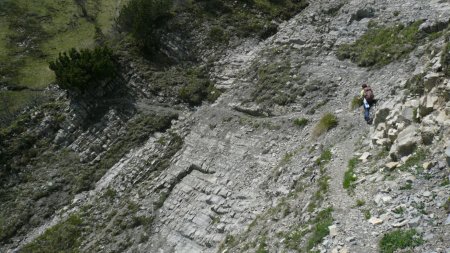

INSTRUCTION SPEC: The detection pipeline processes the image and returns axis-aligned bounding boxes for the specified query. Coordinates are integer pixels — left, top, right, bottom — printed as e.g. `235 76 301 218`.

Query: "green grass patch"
397 148 427 172
315 149 332 167
255 235 268 253
343 158 358 191
379 229 423 253
363 209 371 220
306 207 333 251
284 225 308 250
293 117 308 127
21 214 83 253
16 58 55 89
313 113 338 136
252 61 299 106
337 20 425 67
0 90 47 126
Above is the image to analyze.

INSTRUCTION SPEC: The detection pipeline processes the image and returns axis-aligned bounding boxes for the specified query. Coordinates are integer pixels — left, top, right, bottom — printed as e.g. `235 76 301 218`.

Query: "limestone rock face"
389 125 420 160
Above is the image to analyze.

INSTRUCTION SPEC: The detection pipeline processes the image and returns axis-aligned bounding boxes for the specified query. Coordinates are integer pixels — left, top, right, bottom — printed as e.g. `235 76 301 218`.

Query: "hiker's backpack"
364 87 374 102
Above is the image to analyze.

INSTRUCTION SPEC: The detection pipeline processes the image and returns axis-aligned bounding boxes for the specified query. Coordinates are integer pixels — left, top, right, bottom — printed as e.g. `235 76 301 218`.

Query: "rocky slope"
1 0 449 252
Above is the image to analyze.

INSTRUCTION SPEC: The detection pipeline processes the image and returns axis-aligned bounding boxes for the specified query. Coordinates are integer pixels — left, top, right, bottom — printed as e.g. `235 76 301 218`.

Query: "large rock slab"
389 125 420 161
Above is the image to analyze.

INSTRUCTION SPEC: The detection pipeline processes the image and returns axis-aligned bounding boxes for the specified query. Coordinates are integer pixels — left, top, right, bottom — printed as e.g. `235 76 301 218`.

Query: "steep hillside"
1 0 449 253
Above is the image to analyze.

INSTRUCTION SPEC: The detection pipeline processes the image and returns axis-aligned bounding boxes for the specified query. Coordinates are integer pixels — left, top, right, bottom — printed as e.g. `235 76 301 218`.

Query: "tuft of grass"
350 96 363 110
379 229 423 253
392 206 405 214
337 20 425 67
363 209 371 220
281 152 295 165
313 113 338 136
315 149 332 167
343 158 358 190
21 214 83 253
293 117 308 127
443 197 450 213
441 177 450 187
399 183 412 190
355 199 365 207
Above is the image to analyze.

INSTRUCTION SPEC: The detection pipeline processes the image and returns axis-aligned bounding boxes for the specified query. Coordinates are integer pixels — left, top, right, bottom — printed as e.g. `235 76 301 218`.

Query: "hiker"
360 84 375 124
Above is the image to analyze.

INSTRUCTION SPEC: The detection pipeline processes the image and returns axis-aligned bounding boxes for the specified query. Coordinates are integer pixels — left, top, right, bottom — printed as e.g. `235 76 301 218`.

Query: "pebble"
329 225 338 237
423 191 432 197
345 236 355 243
392 220 408 227
368 217 383 225
385 162 399 170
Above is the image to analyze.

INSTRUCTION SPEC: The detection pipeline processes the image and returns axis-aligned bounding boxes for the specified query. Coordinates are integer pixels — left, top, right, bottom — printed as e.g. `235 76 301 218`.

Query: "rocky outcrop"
2 0 450 253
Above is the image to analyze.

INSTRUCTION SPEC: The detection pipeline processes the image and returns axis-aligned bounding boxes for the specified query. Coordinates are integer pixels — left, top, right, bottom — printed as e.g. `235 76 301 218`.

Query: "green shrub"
118 0 173 54
22 214 83 253
313 113 338 136
49 47 116 95
379 229 423 253
293 117 308 127
337 21 424 67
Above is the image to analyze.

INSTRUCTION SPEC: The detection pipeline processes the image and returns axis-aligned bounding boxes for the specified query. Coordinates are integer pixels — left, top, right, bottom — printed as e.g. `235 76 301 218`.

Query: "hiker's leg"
364 107 370 122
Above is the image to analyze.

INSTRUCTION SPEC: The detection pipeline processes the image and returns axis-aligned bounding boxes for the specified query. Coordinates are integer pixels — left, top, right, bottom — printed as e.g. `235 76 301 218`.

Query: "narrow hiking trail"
325 109 378 252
